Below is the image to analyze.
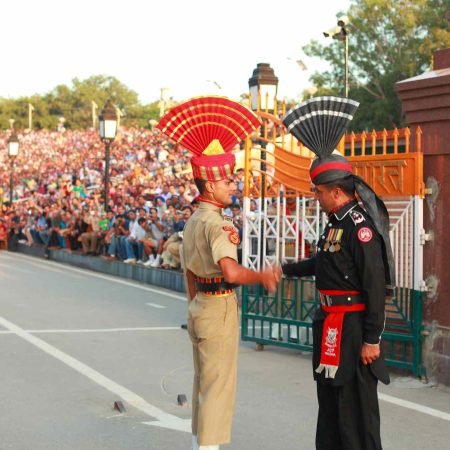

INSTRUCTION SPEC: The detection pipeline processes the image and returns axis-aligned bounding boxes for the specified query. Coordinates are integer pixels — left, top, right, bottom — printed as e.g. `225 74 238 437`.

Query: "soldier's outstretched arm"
219 257 280 293
282 257 316 278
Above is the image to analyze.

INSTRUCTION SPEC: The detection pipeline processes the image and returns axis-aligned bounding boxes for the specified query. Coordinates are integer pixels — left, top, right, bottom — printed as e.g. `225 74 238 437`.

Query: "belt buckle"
320 293 332 306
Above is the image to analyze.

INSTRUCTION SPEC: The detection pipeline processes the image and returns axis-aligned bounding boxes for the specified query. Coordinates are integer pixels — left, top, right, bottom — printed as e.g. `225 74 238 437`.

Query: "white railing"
385 196 423 291
243 190 423 291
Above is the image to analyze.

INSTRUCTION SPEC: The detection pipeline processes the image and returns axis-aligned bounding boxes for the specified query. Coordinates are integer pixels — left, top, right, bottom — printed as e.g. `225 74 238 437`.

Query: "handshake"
259 265 282 293
220 259 282 293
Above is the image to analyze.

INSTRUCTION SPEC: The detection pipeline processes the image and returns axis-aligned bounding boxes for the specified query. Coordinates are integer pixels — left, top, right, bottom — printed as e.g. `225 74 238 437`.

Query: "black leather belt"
195 280 239 292
319 293 364 307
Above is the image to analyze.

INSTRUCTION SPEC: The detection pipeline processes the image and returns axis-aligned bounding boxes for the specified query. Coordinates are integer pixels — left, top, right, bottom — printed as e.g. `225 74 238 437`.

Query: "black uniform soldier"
157 96 281 450
281 97 395 450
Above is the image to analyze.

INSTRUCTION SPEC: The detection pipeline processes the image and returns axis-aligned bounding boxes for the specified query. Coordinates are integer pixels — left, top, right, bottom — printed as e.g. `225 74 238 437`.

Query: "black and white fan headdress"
283 96 359 160
282 96 396 291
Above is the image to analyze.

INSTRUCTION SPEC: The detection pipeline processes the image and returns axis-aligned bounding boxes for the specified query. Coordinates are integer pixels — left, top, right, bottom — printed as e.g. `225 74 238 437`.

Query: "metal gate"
240 103 426 376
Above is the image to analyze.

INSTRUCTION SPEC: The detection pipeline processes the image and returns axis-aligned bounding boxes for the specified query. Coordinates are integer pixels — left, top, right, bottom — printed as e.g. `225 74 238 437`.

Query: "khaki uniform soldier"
157 96 281 450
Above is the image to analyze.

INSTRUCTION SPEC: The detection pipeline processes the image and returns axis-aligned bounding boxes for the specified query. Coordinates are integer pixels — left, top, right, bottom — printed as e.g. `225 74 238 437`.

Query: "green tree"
126 101 161 128
0 98 21 129
1 75 161 130
303 0 450 131
47 75 141 129
0 95 57 130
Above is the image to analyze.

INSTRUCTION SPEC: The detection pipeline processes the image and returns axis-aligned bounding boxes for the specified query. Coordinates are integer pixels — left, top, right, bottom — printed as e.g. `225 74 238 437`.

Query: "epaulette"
350 209 366 226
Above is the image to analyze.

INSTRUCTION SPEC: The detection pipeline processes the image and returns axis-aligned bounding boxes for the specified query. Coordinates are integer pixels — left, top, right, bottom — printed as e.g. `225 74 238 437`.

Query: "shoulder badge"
350 210 365 225
223 225 240 245
223 215 234 223
357 227 373 243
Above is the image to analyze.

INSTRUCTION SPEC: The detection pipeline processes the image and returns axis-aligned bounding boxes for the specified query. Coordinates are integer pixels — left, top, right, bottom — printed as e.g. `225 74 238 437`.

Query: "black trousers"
315 363 382 450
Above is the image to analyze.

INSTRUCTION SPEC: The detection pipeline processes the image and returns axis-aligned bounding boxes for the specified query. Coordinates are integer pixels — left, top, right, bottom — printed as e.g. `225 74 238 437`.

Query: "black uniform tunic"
283 200 390 450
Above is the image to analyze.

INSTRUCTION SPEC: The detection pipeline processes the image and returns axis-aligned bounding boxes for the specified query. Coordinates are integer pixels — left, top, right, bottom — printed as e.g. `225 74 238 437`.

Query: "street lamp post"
248 63 279 193
7 132 19 205
324 16 350 98
98 100 118 210
249 63 278 112
248 63 278 269
338 16 350 98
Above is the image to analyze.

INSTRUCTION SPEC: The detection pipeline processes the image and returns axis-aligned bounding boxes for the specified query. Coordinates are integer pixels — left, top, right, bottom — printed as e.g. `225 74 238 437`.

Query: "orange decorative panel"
348 153 424 197
243 99 424 198
273 146 312 195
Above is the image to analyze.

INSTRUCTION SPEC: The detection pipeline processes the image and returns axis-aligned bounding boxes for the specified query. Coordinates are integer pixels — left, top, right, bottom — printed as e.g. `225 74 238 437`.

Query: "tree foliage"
303 0 450 131
0 75 161 130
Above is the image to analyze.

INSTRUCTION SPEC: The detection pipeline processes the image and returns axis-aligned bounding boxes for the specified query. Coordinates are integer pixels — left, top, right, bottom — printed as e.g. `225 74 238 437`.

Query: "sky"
0 0 352 104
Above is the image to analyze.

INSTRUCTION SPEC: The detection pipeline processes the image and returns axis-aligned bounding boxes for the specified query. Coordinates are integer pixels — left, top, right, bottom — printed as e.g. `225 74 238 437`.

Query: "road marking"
0 252 187 302
18 259 85 278
0 325 269 335
0 326 181 335
0 272 19 281
0 315 191 433
0 261 83 280
378 393 450 421
6 254 449 423
0 261 31 273
146 303 166 309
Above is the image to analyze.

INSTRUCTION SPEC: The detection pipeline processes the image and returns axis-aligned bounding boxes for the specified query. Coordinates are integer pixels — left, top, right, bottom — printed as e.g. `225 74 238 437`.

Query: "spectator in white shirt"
123 217 146 264
148 207 166 267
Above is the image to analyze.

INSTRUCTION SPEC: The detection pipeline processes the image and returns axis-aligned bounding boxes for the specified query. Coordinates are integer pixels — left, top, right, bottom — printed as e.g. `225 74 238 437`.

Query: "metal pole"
260 125 266 270
28 104 33 129
160 88 168 118
344 29 349 98
92 101 98 129
9 159 14 205
116 107 122 129
104 141 111 209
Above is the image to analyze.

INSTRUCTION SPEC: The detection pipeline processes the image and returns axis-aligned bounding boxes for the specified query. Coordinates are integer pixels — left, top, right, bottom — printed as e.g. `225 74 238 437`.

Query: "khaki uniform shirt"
183 201 238 278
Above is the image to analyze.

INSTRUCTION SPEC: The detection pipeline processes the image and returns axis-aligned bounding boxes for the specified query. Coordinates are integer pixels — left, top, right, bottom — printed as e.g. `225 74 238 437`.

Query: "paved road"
0 251 449 450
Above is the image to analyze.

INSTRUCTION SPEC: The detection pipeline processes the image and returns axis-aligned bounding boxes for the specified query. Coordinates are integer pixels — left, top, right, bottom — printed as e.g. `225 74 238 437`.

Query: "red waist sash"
316 302 366 379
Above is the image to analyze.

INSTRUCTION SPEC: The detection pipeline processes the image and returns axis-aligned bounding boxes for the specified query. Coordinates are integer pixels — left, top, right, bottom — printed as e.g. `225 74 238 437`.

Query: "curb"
14 244 186 293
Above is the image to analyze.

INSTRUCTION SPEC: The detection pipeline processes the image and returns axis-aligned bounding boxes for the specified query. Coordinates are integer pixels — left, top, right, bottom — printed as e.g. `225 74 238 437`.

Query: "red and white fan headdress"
156 96 260 181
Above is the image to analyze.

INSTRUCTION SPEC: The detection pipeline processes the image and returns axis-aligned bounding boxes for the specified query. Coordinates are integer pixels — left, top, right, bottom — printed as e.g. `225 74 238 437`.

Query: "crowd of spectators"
0 127 247 269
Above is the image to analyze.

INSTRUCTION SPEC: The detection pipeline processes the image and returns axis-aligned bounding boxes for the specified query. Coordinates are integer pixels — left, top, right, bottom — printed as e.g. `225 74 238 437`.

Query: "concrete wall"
15 244 186 294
